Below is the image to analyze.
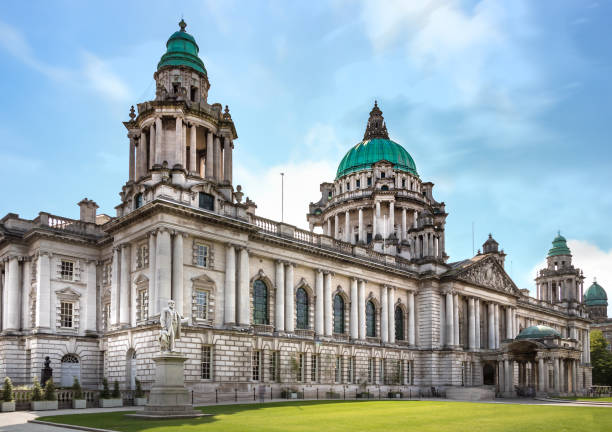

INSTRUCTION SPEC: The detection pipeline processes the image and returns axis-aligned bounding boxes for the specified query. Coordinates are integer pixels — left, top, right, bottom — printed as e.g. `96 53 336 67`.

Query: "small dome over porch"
516 325 561 340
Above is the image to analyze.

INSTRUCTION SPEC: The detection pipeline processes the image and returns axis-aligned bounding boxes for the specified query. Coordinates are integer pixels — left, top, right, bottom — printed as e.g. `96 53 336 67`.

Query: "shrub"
2 377 14 402
135 379 144 398
111 380 121 399
44 379 57 401
101 378 110 399
72 377 84 400
31 377 43 401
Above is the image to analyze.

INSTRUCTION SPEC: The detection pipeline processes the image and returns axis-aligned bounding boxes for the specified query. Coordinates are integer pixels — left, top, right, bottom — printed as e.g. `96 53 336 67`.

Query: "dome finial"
179 19 187 32
363 100 389 140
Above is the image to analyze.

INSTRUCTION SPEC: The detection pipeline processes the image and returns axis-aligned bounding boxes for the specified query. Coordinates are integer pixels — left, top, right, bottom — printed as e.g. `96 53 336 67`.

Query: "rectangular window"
137 290 148 321
347 357 355 384
379 359 385 384
334 356 342 383
136 244 149 269
367 177 372 186
356 179 361 188
368 358 374 383
269 351 280 382
195 244 208 267
311 354 318 382
381 172 385 178
401 179 406 188
60 301 73 328
399 360 405 385
252 350 261 381
199 192 214 211
134 193 143 210
297 353 304 382
60 260 74 280
195 290 208 319
201 346 212 379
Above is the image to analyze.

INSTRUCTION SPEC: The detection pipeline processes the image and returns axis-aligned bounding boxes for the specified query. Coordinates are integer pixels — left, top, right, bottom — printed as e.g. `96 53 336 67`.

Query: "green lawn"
41 400 612 432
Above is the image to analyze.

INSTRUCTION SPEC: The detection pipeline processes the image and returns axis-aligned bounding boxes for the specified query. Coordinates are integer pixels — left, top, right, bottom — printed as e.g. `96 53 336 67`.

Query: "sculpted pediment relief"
455 257 519 295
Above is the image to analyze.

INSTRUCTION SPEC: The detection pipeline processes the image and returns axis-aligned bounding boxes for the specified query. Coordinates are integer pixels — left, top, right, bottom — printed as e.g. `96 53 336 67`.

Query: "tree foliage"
590 330 612 386
31 377 43 401
2 377 14 402
101 378 110 399
44 379 57 401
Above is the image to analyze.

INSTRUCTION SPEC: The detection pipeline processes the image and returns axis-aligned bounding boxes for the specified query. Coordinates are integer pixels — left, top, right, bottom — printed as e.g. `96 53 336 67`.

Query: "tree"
2 377 14 402
44 379 57 401
591 330 612 386
112 380 121 399
101 378 110 399
134 379 144 398
31 377 43 401
72 377 84 400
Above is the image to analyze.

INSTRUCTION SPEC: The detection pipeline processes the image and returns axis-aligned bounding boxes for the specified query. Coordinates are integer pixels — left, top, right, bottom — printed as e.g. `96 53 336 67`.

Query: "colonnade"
537 279 584 303
128 114 233 184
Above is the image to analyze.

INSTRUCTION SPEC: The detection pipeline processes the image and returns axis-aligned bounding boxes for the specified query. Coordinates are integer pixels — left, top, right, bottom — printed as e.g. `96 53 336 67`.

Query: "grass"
40 400 612 432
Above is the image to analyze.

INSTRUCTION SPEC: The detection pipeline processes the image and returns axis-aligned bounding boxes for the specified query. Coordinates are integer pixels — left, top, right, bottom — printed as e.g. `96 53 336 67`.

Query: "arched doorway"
61 354 81 387
483 363 495 385
126 349 137 390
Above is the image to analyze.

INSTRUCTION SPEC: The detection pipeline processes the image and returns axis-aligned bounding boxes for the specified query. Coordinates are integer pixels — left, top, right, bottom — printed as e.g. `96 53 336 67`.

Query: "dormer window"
402 179 406 188
381 172 386 179
356 179 360 188
346 182 350 191
191 87 198 102
199 192 214 211
367 177 372 186
172 82 180 94
134 193 143 210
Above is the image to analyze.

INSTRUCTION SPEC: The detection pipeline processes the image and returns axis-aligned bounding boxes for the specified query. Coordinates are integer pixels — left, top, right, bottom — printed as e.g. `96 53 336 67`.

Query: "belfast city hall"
0 21 594 400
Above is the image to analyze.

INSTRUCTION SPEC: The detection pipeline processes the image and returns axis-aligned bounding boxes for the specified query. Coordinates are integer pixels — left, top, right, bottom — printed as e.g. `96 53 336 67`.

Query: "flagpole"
281 172 284 223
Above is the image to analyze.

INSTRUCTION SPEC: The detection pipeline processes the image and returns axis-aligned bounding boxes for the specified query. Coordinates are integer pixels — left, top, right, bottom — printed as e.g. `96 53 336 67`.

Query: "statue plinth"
126 353 204 419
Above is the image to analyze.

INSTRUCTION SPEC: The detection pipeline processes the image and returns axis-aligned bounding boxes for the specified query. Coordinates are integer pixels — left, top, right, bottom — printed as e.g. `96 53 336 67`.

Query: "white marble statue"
159 300 189 353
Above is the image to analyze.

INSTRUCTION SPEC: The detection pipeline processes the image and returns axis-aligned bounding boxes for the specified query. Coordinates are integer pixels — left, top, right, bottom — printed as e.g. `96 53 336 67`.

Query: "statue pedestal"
126 353 203 419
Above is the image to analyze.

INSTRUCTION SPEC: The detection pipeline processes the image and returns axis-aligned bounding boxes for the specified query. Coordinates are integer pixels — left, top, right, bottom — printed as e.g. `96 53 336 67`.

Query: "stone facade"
0 21 593 399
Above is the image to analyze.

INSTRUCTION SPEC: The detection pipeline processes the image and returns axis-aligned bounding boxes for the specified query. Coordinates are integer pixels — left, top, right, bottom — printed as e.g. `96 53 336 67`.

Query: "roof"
516 325 561 340
157 20 207 75
336 102 417 179
585 281 608 306
548 231 571 257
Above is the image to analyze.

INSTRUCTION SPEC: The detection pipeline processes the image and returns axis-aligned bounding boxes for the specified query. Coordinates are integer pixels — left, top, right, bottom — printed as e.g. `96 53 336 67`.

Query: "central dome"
336 102 417 179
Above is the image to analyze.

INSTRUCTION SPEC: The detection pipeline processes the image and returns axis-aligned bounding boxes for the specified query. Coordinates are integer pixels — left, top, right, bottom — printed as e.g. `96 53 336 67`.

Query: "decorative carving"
455 256 519 295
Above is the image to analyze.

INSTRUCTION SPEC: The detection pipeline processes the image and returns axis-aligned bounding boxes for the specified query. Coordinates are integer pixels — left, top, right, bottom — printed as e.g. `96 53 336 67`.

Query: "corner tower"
307 102 447 266
118 20 244 218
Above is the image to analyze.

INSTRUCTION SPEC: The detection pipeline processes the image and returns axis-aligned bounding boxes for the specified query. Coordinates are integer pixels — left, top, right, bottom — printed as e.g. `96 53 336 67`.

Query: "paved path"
0 399 609 431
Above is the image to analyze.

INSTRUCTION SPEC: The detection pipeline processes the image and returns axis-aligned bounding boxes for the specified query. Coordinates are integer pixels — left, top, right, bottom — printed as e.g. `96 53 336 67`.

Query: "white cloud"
528 239 612 315
82 51 131 102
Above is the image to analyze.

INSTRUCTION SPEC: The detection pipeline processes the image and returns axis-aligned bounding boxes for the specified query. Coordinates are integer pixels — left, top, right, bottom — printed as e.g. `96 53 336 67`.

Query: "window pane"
253 280 268 325
196 291 208 319
296 288 309 329
199 192 214 210
395 306 404 341
333 295 344 334
366 301 376 337
201 346 211 379
61 302 73 328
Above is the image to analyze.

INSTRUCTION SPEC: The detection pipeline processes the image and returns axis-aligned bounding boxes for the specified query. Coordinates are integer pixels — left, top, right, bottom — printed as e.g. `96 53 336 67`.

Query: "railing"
13 389 102 410
251 215 279 234
293 228 318 245
35 212 104 237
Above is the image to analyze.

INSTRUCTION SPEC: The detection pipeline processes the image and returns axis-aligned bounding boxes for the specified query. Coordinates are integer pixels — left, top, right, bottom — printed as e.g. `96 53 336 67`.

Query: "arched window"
253 280 269 325
395 306 404 341
366 301 376 337
126 349 137 390
60 354 80 387
296 287 309 329
333 294 345 334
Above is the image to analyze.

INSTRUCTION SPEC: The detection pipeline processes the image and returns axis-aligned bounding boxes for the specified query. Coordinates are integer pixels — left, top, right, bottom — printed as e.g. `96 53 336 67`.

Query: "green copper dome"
516 325 561 340
548 231 571 257
584 281 608 306
336 102 417 179
157 20 207 75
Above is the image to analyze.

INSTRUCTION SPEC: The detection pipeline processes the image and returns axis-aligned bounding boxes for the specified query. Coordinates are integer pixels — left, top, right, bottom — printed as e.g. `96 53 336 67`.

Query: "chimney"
78 198 99 223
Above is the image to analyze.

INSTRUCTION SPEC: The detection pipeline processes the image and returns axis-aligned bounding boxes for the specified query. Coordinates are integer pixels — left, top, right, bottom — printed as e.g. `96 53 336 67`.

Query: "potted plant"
32 378 58 410
71 377 86 409
134 379 147 406
1 377 15 412
99 378 123 408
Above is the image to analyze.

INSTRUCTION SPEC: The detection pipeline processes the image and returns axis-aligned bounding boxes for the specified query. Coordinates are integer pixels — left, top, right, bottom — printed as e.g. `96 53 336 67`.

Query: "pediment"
56 287 81 298
453 256 520 296
192 273 215 286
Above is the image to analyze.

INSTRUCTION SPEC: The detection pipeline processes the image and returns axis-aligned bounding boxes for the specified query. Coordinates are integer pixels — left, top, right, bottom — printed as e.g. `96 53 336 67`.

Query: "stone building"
0 21 592 398
585 280 612 351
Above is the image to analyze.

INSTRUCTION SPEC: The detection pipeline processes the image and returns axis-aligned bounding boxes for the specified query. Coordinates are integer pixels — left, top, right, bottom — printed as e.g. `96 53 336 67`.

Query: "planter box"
31 400 59 411
388 392 402 399
99 398 123 408
134 397 147 406
356 392 372 399
1 401 15 412
72 399 87 409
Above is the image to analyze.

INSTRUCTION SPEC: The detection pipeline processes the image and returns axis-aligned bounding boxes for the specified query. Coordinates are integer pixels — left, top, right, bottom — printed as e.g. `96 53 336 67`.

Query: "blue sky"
1 0 611 307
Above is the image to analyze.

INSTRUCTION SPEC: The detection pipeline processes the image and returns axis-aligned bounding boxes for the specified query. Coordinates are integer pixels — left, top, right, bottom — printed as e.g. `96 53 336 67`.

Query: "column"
553 358 560 392
389 201 395 238
149 124 156 169
237 247 250 325
587 330 591 363
172 233 184 315
155 229 172 314
223 136 232 184
155 117 163 164
488 303 495 349
21 259 31 330
372 206 377 240
5 257 20 331
189 124 197 172
129 134 135 181
494 303 500 348
326 219 331 237
505 359 512 394
175 116 183 167
413 210 418 228
375 202 381 237
358 208 364 244
344 210 351 243
285 263 294 332
205 131 214 179
401 208 407 242
213 135 221 181
468 298 476 350
475 299 481 349
571 360 577 394
334 214 339 239
138 131 147 178
440 294 446 347
498 360 505 394
381 286 388 343
85 260 97 333
148 231 157 316
388 287 395 343
110 247 120 326
453 293 459 346
35 252 51 329
315 270 324 335
538 357 545 392
445 292 454 346
506 307 512 339
350 278 358 339
119 244 131 326
559 359 565 393
408 291 416 345
358 280 366 340
324 272 332 336
275 260 285 331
